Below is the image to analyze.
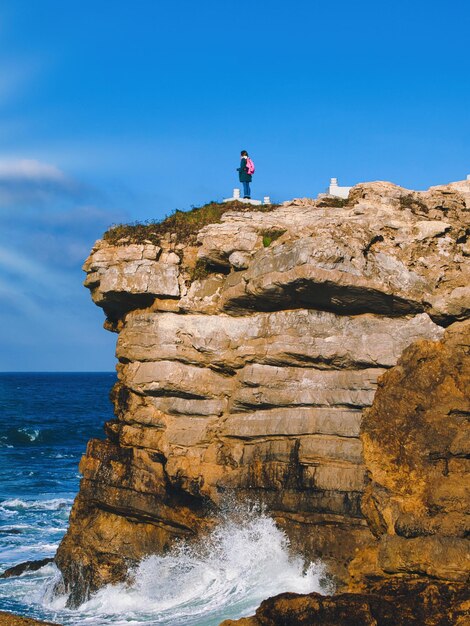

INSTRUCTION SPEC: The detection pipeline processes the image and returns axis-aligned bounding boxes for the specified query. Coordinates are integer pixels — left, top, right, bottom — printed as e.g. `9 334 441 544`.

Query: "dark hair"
241 150 248 156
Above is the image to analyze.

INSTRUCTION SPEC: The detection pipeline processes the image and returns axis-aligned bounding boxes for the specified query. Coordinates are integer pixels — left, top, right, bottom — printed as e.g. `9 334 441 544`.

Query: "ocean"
0 373 324 626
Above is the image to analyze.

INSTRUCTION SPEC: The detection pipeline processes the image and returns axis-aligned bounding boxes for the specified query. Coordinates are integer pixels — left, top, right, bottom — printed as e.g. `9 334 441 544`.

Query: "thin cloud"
0 154 128 370
0 160 127 269
0 158 98 208
0 276 44 317
0 244 73 292
0 158 65 181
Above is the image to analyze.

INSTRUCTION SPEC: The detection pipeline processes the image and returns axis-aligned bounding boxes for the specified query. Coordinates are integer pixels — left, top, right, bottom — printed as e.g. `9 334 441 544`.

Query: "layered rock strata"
56 180 470 607
224 319 470 625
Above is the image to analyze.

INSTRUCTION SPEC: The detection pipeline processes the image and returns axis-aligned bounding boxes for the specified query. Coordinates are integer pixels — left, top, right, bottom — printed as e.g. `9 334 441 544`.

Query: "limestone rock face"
56 181 470 607
224 317 470 626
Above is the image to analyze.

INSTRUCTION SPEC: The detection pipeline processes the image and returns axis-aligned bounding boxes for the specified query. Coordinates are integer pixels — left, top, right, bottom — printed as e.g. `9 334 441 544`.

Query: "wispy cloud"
0 244 72 290
0 244 48 278
0 157 96 209
0 152 128 369
0 275 45 317
0 158 65 180
0 158 125 298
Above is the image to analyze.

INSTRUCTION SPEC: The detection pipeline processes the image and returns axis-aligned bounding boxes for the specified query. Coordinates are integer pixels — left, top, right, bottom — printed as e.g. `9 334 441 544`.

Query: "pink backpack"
246 157 255 175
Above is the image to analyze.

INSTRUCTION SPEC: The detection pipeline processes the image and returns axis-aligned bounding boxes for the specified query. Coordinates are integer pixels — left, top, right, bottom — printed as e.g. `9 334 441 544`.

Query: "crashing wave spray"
45 506 330 626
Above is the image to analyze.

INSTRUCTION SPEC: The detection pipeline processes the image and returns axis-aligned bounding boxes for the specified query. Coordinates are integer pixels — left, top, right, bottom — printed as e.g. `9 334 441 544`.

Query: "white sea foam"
44 507 330 626
18 427 40 441
0 498 72 511
0 507 18 518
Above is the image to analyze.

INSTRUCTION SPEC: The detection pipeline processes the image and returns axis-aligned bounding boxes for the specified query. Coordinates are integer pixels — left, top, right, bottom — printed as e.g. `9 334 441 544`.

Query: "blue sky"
1 0 470 371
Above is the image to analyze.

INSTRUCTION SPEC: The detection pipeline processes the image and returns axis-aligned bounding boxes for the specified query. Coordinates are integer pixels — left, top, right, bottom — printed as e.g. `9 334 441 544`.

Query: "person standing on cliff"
237 150 254 199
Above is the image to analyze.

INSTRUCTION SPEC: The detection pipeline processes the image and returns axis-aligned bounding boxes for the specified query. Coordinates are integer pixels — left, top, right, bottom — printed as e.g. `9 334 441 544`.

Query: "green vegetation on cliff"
103 200 279 246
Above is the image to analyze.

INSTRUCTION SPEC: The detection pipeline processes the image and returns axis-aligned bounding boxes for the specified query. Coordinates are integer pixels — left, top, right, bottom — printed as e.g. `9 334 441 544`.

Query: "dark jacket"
237 157 252 183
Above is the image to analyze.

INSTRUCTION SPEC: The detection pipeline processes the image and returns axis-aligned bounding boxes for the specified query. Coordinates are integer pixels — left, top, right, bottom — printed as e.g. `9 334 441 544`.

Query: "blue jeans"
243 181 251 198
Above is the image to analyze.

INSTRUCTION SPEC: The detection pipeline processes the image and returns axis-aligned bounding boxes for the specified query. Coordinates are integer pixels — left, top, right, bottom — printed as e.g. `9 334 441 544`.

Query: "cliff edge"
54 180 470 609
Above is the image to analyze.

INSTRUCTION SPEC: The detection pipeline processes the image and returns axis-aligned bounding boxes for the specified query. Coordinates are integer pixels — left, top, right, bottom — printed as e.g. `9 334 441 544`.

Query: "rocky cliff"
55 180 470 609
223 318 470 625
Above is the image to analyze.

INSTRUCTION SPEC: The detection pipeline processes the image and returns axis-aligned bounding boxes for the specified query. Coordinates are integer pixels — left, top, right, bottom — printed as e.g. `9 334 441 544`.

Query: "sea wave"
0 542 60 558
0 426 74 446
0 498 72 512
2 427 41 444
44 507 329 626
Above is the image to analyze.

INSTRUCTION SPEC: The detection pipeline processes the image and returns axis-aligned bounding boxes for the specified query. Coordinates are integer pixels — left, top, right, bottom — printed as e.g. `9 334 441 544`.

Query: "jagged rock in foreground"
56 181 470 607
0 558 54 579
222 320 470 625
220 579 470 626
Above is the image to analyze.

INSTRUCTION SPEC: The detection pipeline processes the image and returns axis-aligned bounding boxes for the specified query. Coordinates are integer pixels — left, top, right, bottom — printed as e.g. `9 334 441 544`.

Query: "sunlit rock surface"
56 180 470 607
354 318 470 585
222 319 470 625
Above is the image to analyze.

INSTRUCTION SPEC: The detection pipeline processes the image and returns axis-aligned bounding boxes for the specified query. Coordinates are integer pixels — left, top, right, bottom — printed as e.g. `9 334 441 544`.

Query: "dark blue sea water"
0 373 323 626
0 373 116 619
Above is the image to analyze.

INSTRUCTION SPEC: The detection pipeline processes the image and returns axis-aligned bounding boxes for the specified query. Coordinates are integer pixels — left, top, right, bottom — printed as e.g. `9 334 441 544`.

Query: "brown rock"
0 558 53 578
219 279 470 625
357 320 470 584
220 579 470 626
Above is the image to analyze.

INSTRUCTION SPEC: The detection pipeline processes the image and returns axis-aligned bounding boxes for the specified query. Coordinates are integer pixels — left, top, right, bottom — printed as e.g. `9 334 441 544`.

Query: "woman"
237 150 252 199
